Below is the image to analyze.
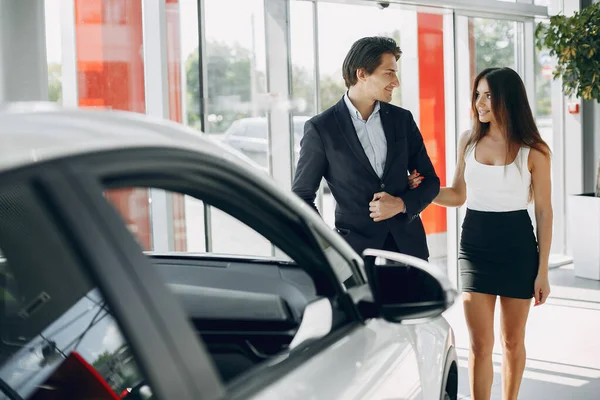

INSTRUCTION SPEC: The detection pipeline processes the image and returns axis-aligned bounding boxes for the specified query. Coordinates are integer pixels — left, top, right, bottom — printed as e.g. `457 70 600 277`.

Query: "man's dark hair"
342 37 402 88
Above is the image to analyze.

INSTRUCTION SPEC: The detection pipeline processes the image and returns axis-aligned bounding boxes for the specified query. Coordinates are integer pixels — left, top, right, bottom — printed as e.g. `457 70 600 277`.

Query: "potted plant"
535 2 600 279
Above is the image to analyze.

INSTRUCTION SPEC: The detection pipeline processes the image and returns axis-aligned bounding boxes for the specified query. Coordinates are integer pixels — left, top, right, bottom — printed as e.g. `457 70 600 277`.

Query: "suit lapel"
380 102 396 180
333 98 379 179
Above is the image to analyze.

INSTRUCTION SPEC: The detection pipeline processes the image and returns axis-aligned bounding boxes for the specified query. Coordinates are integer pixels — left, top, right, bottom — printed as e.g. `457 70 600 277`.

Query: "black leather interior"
152 256 318 382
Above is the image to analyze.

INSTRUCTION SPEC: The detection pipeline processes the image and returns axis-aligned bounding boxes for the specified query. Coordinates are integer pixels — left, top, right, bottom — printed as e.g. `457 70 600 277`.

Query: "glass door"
452 13 526 287
296 1 454 273
455 14 524 138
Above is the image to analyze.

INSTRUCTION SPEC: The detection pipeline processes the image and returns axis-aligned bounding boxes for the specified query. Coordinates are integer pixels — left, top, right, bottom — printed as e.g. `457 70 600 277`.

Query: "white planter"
568 193 600 280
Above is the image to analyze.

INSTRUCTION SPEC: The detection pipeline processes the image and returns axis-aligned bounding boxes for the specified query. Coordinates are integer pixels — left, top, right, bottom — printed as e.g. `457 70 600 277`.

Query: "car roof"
0 102 255 173
0 103 363 279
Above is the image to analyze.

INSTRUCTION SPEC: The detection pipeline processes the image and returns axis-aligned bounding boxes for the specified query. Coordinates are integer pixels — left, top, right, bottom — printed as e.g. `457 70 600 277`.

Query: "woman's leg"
463 292 497 400
499 296 532 400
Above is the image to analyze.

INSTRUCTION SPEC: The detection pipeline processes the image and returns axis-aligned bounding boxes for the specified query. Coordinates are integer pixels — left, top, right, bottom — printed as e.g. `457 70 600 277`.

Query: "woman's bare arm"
434 131 470 207
407 131 470 207
531 147 553 305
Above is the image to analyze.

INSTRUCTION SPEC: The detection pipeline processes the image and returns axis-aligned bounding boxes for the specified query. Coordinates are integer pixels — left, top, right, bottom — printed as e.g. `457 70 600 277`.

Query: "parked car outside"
217 116 310 169
217 116 331 194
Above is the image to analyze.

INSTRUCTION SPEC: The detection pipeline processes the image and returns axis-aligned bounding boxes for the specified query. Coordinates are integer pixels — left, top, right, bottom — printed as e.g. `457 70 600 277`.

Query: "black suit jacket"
292 97 440 260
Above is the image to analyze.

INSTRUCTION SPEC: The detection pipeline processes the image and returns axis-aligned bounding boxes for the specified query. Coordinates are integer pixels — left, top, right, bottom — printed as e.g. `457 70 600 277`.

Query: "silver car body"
0 103 456 400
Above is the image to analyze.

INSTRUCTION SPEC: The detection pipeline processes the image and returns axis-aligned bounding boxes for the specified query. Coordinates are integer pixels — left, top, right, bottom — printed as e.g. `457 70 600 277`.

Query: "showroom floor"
443 264 600 400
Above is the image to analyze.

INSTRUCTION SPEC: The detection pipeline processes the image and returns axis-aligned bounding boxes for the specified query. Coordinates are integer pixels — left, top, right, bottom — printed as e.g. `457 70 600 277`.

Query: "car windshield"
1 256 148 400
0 184 150 400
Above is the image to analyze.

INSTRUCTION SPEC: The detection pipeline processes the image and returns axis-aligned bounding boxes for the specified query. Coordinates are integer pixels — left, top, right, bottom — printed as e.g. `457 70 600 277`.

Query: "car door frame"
78 147 364 297
64 146 371 397
0 161 225 400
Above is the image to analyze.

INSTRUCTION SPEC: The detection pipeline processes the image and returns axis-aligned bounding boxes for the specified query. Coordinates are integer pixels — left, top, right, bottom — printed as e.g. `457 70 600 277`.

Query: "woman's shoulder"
525 145 551 171
524 144 550 158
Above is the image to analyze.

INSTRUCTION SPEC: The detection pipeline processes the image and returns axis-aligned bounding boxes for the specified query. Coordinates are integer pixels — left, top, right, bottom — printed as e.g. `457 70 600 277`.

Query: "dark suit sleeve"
401 111 440 218
292 120 328 215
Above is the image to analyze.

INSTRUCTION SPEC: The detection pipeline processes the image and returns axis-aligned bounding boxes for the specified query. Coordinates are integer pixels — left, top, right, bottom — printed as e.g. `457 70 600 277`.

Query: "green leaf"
537 3 600 102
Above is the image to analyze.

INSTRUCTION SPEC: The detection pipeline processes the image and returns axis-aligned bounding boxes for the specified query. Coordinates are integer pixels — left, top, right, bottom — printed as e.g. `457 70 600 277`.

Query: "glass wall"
177 0 206 252
290 0 317 170
165 0 188 252
42 0 564 276
470 18 518 76
290 1 327 215
311 2 450 264
534 19 554 150
534 15 564 258
536 0 560 15
203 0 273 256
416 11 450 265
315 3 404 112
456 15 524 143
453 14 526 283
44 0 62 104
313 2 407 229
71 0 153 250
202 0 269 166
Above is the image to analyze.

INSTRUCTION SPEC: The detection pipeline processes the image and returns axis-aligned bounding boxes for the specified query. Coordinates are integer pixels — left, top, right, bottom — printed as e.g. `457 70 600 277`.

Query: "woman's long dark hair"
466 67 551 163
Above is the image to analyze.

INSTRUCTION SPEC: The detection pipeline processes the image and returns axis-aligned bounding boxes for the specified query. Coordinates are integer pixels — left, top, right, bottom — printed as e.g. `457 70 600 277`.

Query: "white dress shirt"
343 93 387 178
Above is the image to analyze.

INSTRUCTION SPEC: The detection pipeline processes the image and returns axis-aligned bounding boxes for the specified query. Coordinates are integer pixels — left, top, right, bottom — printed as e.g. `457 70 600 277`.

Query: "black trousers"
382 233 400 253
345 234 415 289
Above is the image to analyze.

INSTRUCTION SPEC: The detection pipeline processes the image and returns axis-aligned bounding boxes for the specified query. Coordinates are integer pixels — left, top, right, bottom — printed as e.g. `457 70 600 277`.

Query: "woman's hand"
533 273 551 306
408 169 423 189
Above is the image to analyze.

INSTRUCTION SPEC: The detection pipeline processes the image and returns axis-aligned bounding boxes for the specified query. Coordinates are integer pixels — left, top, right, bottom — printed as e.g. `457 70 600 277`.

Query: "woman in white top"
409 67 552 400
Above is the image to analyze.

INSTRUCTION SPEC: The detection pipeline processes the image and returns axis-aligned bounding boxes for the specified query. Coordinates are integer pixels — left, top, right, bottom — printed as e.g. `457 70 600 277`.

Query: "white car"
217 116 310 168
0 104 457 400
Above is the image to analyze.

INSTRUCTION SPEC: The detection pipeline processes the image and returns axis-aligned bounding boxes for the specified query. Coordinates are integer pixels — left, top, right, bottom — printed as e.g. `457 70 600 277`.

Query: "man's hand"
369 192 405 222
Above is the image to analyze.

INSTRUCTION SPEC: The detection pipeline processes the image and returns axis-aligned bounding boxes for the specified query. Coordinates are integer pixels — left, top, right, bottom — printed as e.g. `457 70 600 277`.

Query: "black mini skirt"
459 208 539 299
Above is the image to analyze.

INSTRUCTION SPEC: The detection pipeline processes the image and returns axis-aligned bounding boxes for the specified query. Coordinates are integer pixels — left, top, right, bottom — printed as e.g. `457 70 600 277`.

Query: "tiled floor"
442 264 600 400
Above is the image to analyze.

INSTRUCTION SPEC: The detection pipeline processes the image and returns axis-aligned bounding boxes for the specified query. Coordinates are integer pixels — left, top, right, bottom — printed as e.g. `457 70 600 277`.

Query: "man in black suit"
292 36 440 261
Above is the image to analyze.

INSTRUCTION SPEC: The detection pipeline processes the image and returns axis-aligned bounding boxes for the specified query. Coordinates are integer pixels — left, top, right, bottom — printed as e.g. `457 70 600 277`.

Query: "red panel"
75 0 152 250
30 351 120 399
417 13 447 234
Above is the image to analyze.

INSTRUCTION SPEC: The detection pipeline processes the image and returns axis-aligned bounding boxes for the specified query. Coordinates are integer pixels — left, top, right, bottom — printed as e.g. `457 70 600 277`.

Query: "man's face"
361 53 400 103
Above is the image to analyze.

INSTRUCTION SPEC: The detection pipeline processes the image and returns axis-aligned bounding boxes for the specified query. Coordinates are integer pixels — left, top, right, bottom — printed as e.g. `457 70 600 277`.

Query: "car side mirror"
361 249 457 323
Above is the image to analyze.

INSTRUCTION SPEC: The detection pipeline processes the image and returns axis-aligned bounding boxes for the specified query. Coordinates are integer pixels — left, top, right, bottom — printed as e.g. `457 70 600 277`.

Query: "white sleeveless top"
464 145 531 212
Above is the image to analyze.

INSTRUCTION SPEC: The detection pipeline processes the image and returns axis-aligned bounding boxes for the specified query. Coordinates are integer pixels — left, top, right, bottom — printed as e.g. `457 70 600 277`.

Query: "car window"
0 183 153 400
106 188 290 259
103 183 354 389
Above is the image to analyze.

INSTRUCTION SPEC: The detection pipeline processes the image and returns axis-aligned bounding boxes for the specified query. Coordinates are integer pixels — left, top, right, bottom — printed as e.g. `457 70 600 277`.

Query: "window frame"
0 161 224 400
66 146 369 396
78 147 359 297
